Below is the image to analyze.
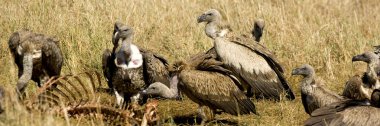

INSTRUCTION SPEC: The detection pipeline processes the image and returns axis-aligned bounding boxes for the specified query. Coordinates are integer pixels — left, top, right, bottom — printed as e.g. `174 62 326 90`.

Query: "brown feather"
342 74 369 100
170 52 257 117
292 64 345 115
112 67 145 98
140 49 170 87
178 69 256 115
301 79 345 115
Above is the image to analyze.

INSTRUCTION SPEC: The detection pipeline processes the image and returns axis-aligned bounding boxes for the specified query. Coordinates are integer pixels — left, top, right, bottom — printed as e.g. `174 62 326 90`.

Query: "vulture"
291 64 345 115
197 9 295 100
143 52 257 123
251 19 265 42
304 90 380 126
8 29 63 96
102 22 170 106
343 51 380 100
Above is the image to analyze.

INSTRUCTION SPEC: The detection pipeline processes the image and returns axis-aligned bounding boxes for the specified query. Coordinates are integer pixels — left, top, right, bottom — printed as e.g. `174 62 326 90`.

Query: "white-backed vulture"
291 64 345 115
8 29 63 96
197 9 295 100
102 22 170 106
233 18 265 43
144 52 257 123
304 90 380 126
252 19 265 42
343 52 380 100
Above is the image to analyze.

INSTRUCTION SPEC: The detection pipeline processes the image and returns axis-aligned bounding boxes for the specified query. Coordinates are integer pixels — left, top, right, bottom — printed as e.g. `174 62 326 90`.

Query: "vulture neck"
301 74 316 94
160 76 179 99
169 75 179 94
160 85 178 99
121 36 133 48
367 60 380 88
205 21 220 39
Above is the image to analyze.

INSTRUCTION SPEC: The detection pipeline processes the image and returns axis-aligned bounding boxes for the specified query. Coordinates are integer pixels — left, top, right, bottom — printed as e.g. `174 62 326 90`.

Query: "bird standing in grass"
198 9 295 100
102 22 170 106
343 51 380 100
292 64 345 115
8 29 63 96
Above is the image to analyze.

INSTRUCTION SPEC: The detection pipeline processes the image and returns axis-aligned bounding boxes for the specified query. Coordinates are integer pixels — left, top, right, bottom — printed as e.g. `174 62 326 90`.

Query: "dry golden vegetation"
0 0 379 125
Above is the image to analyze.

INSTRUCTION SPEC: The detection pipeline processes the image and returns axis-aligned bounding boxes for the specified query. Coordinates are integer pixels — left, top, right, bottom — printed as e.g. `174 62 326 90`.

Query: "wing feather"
342 75 368 100
102 49 113 88
214 37 294 100
301 92 320 115
41 40 63 76
305 100 380 126
141 51 170 87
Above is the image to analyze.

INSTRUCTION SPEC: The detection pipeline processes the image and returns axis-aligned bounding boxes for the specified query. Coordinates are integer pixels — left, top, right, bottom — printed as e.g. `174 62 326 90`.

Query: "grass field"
0 0 379 125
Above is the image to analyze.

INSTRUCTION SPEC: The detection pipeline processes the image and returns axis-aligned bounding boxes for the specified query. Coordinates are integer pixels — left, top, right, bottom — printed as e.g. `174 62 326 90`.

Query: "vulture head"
252 18 265 42
352 51 379 64
112 21 134 46
197 9 222 23
291 64 315 78
112 22 135 70
141 82 168 97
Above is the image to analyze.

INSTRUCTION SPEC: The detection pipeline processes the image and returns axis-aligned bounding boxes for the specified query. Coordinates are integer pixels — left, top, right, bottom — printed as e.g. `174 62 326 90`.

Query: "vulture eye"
207 13 213 16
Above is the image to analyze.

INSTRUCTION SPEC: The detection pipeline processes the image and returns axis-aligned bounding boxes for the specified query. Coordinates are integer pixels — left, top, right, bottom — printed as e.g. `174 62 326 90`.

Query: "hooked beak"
291 69 299 75
112 31 119 45
197 14 206 23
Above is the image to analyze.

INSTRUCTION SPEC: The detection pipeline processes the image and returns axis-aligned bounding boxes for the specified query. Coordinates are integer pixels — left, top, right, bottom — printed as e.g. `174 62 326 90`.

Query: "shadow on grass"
166 114 238 125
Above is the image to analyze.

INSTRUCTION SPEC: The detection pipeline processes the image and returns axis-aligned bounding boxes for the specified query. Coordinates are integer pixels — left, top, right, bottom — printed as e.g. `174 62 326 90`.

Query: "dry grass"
0 0 379 125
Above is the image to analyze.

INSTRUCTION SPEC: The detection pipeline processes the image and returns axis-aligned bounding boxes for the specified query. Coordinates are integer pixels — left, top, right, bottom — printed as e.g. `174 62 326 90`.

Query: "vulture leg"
16 53 33 97
114 90 124 107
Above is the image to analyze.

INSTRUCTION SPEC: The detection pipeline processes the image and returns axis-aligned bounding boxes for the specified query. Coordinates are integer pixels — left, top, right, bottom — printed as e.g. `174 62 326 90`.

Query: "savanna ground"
0 0 379 125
